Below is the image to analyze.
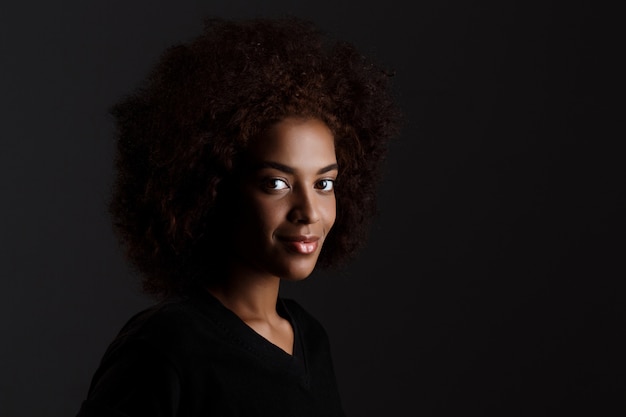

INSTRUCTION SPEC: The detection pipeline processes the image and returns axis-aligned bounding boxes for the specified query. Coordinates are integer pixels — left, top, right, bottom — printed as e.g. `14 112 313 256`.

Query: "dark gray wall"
1 1 623 416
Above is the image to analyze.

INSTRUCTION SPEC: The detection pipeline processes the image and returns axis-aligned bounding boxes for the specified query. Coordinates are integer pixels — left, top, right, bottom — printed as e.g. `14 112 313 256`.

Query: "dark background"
1 1 624 416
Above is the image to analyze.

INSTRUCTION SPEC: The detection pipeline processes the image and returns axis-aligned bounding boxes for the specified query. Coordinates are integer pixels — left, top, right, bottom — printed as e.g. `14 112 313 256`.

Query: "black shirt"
76 290 346 417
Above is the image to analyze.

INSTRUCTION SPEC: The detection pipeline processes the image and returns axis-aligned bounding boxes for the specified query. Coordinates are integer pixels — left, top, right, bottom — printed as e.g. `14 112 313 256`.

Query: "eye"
315 179 335 192
264 178 290 191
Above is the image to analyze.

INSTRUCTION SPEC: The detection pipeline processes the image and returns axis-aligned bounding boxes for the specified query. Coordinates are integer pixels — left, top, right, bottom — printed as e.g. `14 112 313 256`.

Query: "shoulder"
281 298 317 323
102 296 221 362
116 297 197 339
78 301 193 416
281 298 330 341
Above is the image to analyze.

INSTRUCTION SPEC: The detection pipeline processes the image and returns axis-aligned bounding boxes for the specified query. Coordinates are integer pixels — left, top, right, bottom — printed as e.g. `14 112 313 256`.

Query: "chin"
280 268 316 282
276 259 318 282
258 244 324 281
281 273 313 282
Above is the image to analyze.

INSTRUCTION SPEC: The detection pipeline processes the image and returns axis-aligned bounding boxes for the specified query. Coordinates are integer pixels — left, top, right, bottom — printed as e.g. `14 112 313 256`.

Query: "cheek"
323 197 337 229
244 198 285 233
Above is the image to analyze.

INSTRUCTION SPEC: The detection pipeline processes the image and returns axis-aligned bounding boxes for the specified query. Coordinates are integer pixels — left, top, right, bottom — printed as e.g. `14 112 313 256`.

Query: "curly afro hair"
109 16 402 299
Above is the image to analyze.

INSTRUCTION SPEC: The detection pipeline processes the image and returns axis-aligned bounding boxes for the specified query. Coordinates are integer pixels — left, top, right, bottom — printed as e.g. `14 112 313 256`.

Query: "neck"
206 264 282 323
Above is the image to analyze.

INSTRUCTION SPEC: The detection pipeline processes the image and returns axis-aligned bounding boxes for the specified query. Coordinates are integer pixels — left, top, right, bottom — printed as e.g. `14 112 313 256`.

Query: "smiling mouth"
280 236 320 254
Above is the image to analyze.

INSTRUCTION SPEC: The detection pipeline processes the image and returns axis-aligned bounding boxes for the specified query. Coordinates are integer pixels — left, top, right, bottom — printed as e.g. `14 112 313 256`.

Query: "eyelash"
316 179 335 191
263 178 335 192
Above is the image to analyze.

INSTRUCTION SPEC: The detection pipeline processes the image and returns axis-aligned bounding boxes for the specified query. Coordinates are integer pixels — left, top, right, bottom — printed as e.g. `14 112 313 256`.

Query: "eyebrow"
256 161 339 175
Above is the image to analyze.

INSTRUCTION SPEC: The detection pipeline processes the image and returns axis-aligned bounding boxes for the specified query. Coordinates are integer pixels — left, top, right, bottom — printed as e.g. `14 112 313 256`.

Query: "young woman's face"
231 117 338 281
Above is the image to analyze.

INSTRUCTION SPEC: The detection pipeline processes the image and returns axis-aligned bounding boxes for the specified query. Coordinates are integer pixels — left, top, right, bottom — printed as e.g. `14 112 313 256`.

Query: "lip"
278 235 321 255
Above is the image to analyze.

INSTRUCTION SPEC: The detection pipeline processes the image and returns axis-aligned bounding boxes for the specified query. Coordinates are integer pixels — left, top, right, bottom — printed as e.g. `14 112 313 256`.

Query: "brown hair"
109 16 402 298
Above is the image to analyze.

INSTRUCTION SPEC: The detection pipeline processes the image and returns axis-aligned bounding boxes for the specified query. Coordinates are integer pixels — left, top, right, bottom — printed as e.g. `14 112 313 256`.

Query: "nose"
288 187 320 224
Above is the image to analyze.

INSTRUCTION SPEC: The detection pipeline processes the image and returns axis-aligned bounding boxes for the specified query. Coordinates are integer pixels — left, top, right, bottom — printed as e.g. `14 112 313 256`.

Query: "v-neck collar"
189 288 308 379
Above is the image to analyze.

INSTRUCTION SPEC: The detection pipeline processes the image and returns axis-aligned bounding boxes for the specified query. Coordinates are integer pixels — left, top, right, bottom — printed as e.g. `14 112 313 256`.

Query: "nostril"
288 206 320 224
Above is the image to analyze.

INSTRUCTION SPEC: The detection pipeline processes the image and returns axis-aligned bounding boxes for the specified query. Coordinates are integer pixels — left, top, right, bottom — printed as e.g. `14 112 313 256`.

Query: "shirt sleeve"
75 341 181 417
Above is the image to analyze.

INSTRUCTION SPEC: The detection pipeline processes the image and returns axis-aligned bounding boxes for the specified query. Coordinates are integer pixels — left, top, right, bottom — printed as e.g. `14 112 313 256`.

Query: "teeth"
294 242 316 253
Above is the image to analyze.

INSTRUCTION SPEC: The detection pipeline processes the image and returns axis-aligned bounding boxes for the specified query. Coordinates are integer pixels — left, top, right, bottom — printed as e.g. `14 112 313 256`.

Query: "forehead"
248 118 337 169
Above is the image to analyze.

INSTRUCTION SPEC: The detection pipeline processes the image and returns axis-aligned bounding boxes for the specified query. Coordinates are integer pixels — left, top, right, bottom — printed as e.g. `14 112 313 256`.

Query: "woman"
76 16 401 417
